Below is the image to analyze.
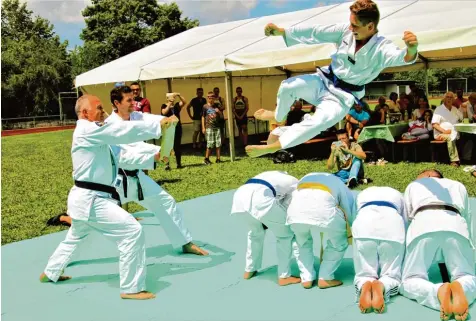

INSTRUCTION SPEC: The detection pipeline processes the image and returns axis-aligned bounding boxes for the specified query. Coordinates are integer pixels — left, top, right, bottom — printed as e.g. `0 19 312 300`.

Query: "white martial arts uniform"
400 177 476 311
352 187 407 303
286 173 355 283
274 23 417 149
43 118 162 294
105 111 192 249
231 171 299 279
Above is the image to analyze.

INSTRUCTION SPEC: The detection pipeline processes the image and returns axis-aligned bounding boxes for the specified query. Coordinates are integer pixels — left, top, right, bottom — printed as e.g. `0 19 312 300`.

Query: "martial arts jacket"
68 118 162 220
286 173 355 231
283 23 418 100
231 171 298 221
353 186 407 244
403 177 473 248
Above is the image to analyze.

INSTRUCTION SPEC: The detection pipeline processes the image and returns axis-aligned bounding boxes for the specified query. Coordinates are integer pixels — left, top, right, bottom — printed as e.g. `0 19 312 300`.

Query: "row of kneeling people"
231 169 474 319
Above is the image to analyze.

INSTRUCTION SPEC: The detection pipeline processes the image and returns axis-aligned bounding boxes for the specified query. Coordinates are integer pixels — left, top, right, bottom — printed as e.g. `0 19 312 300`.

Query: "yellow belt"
297 182 353 263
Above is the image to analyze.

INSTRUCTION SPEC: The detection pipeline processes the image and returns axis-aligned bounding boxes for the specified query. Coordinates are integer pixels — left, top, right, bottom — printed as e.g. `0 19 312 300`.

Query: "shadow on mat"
249 257 355 286
61 243 234 294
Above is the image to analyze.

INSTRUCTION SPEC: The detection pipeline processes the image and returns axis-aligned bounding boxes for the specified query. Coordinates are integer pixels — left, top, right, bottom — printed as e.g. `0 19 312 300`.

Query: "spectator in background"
162 93 187 170
327 129 366 188
346 103 370 140
130 82 151 113
232 87 249 146
398 93 410 119
402 109 433 141
203 92 223 165
186 88 207 149
412 96 430 121
432 91 463 167
460 92 475 121
454 89 467 108
369 97 388 125
407 84 420 116
213 87 226 145
286 100 306 126
360 97 372 115
387 92 400 113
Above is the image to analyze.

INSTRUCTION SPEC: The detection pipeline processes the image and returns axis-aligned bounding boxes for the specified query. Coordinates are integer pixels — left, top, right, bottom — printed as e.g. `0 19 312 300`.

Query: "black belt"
321 65 365 92
118 169 144 201
415 204 461 215
74 180 121 206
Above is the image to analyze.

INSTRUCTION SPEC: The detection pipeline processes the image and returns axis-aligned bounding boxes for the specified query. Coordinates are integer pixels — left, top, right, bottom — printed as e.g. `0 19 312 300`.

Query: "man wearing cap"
286 172 355 289
352 186 407 314
231 171 302 286
39 94 168 299
400 169 475 321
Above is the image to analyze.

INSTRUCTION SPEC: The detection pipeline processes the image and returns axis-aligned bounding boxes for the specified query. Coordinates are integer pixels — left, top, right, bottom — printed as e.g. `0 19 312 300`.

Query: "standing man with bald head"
39 94 170 300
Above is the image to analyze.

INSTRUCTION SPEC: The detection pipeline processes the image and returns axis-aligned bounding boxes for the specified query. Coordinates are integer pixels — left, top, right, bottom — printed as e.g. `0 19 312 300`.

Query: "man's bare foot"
451 281 469 321
245 145 272 158
254 109 275 121
371 280 385 313
120 291 156 300
39 272 71 283
182 242 209 256
359 281 373 313
278 276 301 286
302 281 313 289
243 271 257 279
318 279 343 289
438 283 453 321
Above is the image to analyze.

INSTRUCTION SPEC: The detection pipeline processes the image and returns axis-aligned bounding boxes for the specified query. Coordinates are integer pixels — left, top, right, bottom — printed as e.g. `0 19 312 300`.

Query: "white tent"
75 0 476 159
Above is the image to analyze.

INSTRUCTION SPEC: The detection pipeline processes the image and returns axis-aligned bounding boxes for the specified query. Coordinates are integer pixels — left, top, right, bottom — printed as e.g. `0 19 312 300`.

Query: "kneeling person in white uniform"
287 173 354 289
39 95 170 300
353 186 406 314
400 169 475 321
231 171 301 286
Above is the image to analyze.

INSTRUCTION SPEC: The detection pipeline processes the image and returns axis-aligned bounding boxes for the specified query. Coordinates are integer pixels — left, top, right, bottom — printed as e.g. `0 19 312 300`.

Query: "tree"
1 0 71 118
74 0 199 75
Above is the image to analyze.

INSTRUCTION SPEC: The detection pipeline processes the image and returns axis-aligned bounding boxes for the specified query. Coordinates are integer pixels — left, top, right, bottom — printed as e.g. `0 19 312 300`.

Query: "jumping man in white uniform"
286 172 355 289
246 0 418 158
400 169 475 321
39 95 172 300
352 186 407 314
231 171 301 286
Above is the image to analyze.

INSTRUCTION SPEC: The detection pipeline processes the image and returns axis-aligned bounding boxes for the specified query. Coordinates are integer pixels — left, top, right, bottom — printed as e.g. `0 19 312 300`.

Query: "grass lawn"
2 129 475 245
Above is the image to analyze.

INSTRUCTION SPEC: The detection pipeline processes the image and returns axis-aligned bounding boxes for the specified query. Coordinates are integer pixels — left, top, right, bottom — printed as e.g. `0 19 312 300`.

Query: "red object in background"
1 125 76 137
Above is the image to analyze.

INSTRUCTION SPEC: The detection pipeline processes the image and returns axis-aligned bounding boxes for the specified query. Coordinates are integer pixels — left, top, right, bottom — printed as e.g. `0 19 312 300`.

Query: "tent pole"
167 78 172 93
425 64 429 98
225 71 236 161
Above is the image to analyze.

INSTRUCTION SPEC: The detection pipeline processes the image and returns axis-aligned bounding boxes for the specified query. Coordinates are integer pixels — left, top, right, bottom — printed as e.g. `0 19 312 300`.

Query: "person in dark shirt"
161 93 187 170
286 100 306 126
130 82 151 113
186 88 207 148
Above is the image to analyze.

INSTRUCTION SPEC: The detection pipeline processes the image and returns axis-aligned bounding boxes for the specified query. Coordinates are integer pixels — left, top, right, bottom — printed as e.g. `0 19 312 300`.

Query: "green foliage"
1 0 72 118
2 130 475 245
71 0 199 75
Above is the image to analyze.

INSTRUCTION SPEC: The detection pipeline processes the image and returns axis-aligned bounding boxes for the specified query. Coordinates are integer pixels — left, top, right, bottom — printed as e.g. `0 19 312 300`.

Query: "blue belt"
320 65 367 107
245 178 276 197
360 201 398 211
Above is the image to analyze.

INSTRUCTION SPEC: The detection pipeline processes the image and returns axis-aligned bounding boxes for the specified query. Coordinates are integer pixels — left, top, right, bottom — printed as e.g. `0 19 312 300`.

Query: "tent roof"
76 0 476 87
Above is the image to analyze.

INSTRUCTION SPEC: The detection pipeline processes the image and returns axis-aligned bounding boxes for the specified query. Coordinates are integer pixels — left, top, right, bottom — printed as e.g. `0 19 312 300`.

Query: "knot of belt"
320 65 367 107
297 181 353 246
119 169 144 201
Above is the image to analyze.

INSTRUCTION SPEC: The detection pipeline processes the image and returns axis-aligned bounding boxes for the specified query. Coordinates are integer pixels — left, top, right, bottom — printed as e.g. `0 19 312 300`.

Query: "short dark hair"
197 87 203 91
236 86 242 90
130 82 140 87
418 169 444 179
213 87 219 91
336 129 348 136
350 0 380 28
110 86 132 105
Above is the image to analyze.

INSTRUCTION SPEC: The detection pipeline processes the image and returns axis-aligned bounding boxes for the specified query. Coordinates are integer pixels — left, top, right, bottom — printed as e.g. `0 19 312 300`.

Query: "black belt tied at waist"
415 204 461 216
320 65 365 92
74 180 122 206
118 169 144 201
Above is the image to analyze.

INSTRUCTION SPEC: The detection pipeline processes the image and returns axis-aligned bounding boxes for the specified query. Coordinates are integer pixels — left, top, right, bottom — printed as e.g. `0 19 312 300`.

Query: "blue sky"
23 0 343 49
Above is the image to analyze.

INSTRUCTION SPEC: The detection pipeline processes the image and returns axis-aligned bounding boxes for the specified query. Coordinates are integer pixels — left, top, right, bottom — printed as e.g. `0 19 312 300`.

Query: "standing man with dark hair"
130 82 151 114
162 93 187 170
246 0 419 158
233 86 249 146
400 169 475 321
328 129 366 188
213 87 226 145
186 88 207 149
